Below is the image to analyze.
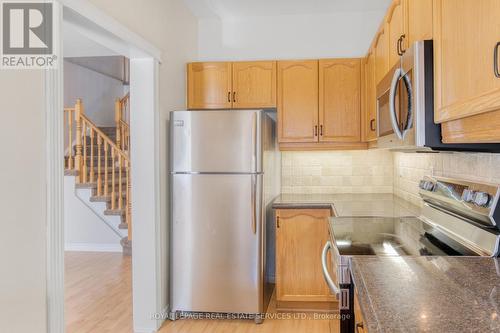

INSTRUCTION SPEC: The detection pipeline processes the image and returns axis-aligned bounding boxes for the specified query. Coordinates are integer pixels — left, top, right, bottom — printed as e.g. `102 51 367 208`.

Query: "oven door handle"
322 241 341 296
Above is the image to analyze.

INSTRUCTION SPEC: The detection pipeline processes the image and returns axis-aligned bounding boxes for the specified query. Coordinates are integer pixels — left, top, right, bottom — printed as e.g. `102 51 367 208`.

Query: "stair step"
104 208 126 216
76 178 128 189
90 192 128 202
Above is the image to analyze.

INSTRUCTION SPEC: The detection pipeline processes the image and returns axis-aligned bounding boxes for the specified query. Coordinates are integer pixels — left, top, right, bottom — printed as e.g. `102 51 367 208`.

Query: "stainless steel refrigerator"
169 110 280 318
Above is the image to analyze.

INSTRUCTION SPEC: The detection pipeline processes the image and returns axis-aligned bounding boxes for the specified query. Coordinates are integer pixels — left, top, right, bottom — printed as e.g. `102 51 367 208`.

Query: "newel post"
74 99 83 182
115 98 122 149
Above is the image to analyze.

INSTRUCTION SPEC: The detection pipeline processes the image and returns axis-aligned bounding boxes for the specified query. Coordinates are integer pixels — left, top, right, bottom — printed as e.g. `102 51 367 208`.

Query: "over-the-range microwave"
376 40 500 152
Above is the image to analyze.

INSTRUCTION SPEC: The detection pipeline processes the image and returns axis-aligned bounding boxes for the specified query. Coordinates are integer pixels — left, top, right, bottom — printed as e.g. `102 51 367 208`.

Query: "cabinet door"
364 50 377 142
386 0 406 68
319 59 361 143
232 61 277 108
434 0 500 123
277 60 319 143
275 209 335 303
354 290 367 333
187 62 232 109
374 27 389 85
407 0 433 44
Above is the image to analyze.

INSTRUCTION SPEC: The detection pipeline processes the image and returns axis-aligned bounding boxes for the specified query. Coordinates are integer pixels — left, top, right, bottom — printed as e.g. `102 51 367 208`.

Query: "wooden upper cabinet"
434 0 500 124
319 59 361 143
386 0 406 68
277 60 319 143
374 27 389 85
187 62 232 109
364 51 377 142
275 209 335 304
232 61 277 108
407 0 433 44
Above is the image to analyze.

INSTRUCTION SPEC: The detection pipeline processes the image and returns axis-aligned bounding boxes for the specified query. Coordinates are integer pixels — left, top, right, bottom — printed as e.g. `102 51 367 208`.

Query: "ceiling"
182 0 392 18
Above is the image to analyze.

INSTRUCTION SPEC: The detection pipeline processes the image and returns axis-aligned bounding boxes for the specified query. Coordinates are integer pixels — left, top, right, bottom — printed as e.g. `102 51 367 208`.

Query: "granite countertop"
272 193 420 218
351 256 500 332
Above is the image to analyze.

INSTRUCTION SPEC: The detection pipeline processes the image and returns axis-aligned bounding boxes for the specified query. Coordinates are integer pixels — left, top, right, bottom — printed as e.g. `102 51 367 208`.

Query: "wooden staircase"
64 97 132 255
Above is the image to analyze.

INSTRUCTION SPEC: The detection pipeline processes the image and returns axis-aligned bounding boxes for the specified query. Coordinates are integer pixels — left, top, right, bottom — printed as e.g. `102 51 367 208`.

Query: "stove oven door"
322 238 354 333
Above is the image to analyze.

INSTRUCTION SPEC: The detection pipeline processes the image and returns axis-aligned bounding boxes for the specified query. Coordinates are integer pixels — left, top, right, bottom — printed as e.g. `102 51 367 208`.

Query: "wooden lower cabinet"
275 208 336 311
354 288 367 332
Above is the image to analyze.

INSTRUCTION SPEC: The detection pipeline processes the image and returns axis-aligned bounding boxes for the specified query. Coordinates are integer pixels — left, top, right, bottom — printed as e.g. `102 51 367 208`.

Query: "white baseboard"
65 243 122 252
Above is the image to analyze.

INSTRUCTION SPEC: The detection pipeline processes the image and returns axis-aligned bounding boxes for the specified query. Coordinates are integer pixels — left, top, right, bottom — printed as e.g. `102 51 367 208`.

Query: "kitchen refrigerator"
169 110 280 320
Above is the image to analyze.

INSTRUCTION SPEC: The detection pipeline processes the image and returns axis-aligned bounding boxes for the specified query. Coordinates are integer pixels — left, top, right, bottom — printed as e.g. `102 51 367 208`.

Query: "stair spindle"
118 155 123 210
90 128 95 183
97 135 102 196
115 99 122 149
104 142 109 197
67 109 73 170
127 159 132 244
82 121 88 183
111 149 116 210
74 100 83 182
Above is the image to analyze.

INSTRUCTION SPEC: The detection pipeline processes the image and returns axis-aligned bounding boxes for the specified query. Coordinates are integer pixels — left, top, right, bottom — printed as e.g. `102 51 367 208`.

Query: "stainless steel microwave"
376 40 500 152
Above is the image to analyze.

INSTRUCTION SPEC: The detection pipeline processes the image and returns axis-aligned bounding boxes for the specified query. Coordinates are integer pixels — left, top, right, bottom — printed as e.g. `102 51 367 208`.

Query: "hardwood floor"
65 252 132 332
65 252 338 333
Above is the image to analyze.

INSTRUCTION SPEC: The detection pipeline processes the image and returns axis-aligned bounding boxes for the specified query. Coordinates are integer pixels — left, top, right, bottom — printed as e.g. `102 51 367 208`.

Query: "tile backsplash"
281 150 393 194
393 152 500 206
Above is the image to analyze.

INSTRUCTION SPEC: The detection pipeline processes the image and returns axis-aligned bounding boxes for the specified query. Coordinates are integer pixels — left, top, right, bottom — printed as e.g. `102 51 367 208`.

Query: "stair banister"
64 99 133 248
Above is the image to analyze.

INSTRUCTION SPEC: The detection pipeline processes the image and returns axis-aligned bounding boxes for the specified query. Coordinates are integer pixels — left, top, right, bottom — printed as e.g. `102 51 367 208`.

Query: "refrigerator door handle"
252 112 258 172
251 174 257 234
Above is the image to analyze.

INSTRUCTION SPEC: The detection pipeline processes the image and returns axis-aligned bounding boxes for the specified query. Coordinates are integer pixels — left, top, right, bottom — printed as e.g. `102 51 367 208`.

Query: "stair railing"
64 99 132 241
115 92 130 152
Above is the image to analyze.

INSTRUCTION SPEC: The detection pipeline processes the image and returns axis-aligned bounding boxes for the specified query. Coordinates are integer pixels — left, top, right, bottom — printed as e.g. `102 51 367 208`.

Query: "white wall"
64 60 125 127
197 10 385 61
87 0 198 331
0 72 47 332
64 177 121 251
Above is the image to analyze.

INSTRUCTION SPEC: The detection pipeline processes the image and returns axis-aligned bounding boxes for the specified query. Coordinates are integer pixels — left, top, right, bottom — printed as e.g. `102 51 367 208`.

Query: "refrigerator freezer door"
171 110 262 173
171 173 264 314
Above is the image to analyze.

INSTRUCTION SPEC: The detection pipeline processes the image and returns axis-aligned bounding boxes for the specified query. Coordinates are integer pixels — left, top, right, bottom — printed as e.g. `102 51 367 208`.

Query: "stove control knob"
424 181 435 191
473 192 491 207
462 189 475 203
419 180 427 190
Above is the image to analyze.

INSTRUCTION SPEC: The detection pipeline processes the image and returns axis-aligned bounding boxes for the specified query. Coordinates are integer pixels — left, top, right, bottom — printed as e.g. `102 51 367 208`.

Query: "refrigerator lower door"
170 110 262 173
171 173 263 314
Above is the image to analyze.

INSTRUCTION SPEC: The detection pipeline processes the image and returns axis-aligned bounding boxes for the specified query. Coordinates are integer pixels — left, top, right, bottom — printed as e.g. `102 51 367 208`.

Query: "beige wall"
0 71 47 332
393 152 500 206
281 150 393 194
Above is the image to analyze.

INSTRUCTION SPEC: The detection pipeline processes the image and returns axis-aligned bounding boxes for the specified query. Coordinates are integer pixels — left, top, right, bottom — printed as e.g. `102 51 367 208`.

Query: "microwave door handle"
321 241 340 297
401 73 414 136
389 68 404 140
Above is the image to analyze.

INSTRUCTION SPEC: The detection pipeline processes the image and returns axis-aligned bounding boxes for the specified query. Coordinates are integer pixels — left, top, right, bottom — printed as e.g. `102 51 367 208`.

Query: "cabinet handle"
397 35 406 56
233 91 236 103
320 125 323 136
228 92 231 103
314 125 318 137
370 119 376 132
276 216 280 228
356 322 364 333
494 42 500 78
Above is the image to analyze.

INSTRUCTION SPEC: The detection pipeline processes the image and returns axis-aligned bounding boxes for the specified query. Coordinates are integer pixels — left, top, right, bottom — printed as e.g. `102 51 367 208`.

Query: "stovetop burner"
330 215 500 257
